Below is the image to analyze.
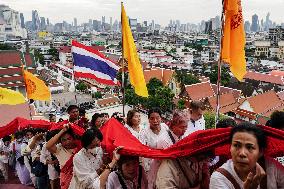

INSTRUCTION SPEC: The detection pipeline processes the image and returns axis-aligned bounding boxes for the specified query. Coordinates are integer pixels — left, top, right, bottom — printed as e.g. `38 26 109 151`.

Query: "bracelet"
105 164 114 171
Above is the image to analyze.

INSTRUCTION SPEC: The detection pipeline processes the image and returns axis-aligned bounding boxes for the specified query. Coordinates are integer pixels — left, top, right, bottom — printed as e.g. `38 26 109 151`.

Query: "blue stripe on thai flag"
71 40 120 86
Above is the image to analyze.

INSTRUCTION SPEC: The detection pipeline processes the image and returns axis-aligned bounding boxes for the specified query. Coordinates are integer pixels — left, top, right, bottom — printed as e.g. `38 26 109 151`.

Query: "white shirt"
107 170 148 189
210 158 284 189
40 143 59 180
69 148 103 189
54 143 75 169
125 124 147 144
183 116 205 138
148 129 181 189
143 123 168 149
142 123 168 176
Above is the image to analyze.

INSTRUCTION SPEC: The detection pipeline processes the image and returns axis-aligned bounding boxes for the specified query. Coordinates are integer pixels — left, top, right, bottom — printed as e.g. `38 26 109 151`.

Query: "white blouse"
69 147 103 189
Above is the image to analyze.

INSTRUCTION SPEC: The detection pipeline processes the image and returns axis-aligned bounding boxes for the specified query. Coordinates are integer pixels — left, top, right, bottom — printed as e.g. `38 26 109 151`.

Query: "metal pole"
121 2 126 117
215 0 226 127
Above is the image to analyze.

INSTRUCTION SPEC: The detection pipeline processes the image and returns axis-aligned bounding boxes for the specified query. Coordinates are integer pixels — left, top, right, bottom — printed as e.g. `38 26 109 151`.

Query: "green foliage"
177 99 186 109
48 48 59 61
169 48 176 54
125 78 174 111
209 64 231 86
116 71 129 86
93 91 102 99
76 82 88 91
34 49 45 65
175 70 200 86
185 43 203 51
0 44 16 50
204 111 229 129
147 78 163 95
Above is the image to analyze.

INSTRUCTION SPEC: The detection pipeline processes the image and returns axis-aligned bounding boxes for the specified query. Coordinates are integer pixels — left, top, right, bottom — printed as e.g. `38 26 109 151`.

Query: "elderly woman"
210 122 284 189
69 128 122 189
106 155 148 189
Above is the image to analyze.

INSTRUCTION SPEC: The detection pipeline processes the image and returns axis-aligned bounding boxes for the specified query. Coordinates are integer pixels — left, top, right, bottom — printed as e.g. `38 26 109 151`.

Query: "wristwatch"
105 164 114 171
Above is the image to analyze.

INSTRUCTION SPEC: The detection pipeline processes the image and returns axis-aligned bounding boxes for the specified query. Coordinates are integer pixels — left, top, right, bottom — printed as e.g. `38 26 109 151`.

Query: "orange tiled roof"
208 93 238 109
270 70 284 77
247 91 282 114
244 71 284 85
185 82 215 101
97 97 119 107
211 84 241 99
144 68 174 86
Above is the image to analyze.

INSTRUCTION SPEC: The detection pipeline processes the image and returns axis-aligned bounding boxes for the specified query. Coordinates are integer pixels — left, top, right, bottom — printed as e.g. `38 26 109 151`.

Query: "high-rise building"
32 10 40 31
40 17 46 30
129 18 137 31
102 16 106 31
46 18 50 26
19 13 25 28
88 19 92 30
93 20 101 31
244 21 251 32
110 17 113 31
74 18 77 29
251 14 259 32
0 5 27 39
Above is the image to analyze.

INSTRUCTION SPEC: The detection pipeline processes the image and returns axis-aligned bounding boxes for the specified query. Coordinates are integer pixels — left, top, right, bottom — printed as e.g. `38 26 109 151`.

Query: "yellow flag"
0 87 26 105
221 0 246 81
121 4 149 97
23 70 51 101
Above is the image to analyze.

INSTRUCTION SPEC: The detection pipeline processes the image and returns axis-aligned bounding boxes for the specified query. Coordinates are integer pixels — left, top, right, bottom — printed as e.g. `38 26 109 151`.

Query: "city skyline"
2 0 284 26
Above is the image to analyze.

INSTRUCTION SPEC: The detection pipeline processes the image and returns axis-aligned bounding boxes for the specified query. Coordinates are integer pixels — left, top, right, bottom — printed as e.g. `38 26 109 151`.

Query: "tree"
76 82 88 92
116 71 129 86
175 70 200 87
203 111 228 129
0 44 16 50
209 64 230 86
147 78 163 95
34 49 45 65
93 91 102 99
125 78 174 111
177 99 186 109
48 48 59 61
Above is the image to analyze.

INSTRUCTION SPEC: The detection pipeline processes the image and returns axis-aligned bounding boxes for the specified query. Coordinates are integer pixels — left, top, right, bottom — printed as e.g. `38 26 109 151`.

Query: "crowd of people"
1 100 284 189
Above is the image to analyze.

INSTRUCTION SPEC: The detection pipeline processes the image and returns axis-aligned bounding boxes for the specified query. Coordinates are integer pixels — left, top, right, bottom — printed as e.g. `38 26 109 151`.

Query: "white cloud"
1 0 283 26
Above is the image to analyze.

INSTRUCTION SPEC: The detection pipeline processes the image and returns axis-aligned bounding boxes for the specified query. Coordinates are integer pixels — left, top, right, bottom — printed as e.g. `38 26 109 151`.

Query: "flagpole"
121 2 126 117
21 52 33 120
215 0 226 127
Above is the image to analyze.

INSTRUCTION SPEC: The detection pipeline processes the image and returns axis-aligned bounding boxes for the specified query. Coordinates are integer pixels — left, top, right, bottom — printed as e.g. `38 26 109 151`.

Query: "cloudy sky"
2 0 284 26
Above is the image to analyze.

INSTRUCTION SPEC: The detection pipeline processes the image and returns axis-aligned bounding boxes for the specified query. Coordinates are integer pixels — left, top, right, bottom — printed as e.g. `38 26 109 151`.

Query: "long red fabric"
2 117 284 158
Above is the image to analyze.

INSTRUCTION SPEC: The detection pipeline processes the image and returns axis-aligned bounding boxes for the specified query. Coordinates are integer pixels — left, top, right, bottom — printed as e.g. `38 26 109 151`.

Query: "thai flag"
71 40 120 86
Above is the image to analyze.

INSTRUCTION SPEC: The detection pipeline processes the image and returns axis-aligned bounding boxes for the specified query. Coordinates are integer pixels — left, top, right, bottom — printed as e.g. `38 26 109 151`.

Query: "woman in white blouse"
125 110 146 144
210 122 284 189
69 128 122 189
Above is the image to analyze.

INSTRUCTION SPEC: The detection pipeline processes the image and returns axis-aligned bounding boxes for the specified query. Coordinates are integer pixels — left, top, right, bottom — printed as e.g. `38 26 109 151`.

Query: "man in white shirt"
183 101 206 137
149 109 189 188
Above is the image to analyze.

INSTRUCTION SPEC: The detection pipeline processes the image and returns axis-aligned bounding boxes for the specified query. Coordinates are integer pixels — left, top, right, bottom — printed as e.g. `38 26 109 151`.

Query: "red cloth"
2 117 284 159
60 141 81 189
100 118 284 158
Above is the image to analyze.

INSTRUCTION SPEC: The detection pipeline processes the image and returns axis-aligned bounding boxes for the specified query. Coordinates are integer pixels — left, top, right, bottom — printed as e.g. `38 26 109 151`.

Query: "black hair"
269 110 284 130
67 105 79 113
49 114 56 118
91 113 103 127
46 130 59 142
230 122 267 150
60 128 75 142
81 128 103 148
2 135 11 143
117 155 139 171
24 128 35 136
126 110 139 127
216 118 237 129
79 108 86 116
14 131 23 139
148 107 162 118
58 118 64 122
101 113 109 117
